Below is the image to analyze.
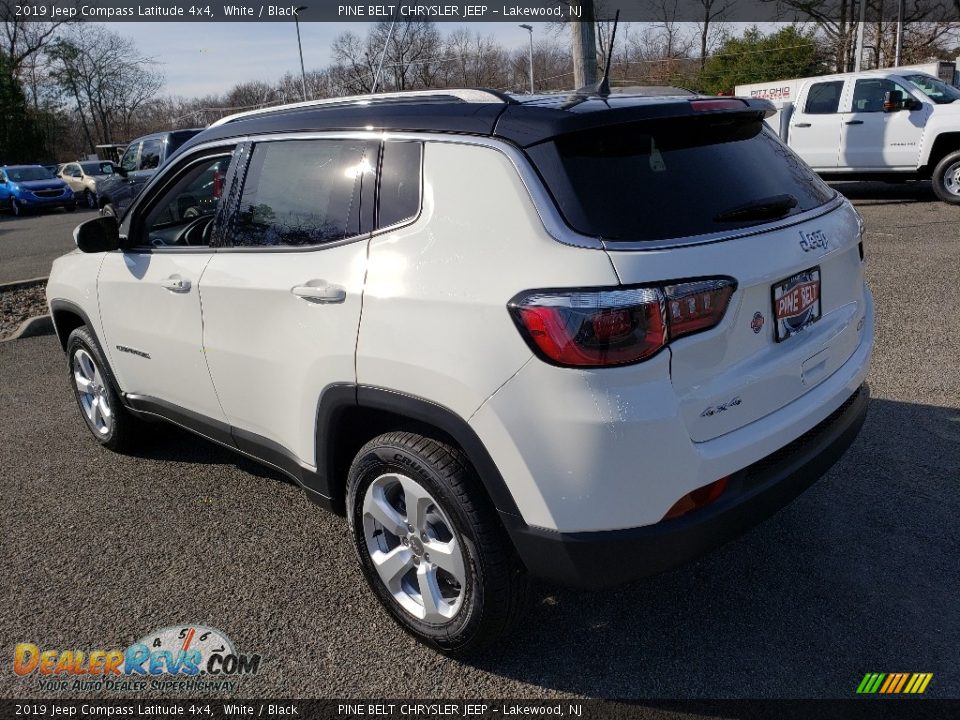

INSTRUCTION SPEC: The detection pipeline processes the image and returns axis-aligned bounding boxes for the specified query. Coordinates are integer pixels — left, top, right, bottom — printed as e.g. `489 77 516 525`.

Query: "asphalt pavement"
0 207 97 283
0 184 957 702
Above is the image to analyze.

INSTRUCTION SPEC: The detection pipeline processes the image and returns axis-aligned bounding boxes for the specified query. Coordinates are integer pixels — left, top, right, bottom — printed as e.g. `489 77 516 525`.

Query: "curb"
0 314 55 342
0 276 48 292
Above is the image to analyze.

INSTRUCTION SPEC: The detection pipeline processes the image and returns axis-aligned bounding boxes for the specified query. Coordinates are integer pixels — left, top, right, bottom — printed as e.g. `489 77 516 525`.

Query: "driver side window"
136 152 234 249
120 143 140 173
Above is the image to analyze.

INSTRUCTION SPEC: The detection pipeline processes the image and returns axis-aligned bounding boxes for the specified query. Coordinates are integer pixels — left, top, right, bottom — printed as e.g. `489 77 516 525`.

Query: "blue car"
0 165 76 216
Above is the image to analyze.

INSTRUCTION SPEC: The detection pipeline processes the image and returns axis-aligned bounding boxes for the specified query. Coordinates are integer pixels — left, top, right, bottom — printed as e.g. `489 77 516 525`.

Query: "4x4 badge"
701 397 742 417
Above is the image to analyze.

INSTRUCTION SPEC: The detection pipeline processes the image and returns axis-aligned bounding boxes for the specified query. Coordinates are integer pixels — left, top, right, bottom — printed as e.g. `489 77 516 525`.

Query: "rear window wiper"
714 194 798 223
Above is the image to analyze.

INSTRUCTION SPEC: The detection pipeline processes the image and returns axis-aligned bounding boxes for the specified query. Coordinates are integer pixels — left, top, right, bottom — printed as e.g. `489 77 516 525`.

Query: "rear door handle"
291 282 346 304
844 120 864 125
161 275 191 293
794 122 812 128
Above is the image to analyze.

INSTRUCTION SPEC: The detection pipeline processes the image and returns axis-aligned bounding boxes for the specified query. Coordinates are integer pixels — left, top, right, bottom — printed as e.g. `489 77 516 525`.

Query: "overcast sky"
124 22 546 98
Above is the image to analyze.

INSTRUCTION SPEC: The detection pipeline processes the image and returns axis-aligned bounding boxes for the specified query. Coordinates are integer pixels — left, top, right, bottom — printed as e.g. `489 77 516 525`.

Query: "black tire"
86 190 98 209
101 203 117 218
66 326 142 452
931 150 960 205
346 431 529 655
65 202 77 212
11 198 22 216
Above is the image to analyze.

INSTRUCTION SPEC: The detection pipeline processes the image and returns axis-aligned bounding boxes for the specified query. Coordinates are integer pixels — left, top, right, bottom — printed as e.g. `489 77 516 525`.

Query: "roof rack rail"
209 88 515 128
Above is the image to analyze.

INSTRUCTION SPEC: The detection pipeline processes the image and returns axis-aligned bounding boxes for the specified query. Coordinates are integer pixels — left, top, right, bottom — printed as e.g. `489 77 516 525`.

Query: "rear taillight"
509 277 736 368
664 279 736 340
690 99 747 112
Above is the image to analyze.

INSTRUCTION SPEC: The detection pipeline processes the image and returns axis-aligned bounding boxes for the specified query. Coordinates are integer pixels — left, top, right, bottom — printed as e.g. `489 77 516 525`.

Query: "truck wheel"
931 150 960 205
66 326 142 452
346 431 529 655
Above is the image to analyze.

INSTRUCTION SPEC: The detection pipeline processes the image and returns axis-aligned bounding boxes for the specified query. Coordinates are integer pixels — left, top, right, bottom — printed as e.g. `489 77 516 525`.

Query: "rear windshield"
527 116 835 242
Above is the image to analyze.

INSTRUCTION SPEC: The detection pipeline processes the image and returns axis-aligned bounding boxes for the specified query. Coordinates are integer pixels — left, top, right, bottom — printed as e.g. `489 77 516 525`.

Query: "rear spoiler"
494 96 776 148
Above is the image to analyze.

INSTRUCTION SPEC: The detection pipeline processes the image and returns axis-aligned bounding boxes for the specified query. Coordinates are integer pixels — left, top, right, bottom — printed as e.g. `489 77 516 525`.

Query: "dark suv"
96 129 202 217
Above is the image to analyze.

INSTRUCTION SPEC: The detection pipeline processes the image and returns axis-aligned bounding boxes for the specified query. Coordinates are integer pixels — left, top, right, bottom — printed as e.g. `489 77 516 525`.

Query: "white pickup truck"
736 67 960 204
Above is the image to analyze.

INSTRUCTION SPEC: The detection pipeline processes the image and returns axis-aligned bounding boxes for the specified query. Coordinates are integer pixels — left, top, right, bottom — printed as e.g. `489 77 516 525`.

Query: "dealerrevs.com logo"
13 625 261 693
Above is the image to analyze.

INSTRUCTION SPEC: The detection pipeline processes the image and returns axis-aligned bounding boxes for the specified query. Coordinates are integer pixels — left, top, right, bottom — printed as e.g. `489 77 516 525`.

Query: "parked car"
47 89 873 654
58 160 118 209
0 165 76 216
95 129 202 217
736 67 960 204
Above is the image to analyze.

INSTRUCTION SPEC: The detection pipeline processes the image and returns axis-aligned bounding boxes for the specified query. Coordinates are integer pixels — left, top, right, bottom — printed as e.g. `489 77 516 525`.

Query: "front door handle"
161 275 191 293
845 119 864 125
794 122 812 128
292 282 346 304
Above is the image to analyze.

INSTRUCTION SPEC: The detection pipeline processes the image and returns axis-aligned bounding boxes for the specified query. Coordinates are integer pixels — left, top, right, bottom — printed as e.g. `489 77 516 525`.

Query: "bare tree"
47 26 162 151
0 1 72 77
697 0 735 69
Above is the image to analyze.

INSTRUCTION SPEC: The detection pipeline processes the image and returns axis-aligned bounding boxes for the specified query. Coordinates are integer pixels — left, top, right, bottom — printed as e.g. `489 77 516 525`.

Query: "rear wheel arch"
315 385 523 523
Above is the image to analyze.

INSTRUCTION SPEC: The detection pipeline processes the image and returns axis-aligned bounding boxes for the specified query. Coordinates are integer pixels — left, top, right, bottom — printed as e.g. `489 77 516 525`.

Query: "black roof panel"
172 90 774 158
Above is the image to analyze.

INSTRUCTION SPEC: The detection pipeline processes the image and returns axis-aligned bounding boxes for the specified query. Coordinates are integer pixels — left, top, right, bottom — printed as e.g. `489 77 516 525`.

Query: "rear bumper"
502 383 869 588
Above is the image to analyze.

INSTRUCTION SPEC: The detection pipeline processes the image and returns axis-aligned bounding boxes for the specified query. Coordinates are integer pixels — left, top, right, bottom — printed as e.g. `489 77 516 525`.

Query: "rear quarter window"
526 116 835 243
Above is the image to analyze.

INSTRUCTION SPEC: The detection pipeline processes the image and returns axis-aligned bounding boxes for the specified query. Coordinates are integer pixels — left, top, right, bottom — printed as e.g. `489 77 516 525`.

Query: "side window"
804 81 844 114
229 139 375 248
140 138 163 170
852 79 907 113
136 152 234 248
120 143 140 173
378 141 422 228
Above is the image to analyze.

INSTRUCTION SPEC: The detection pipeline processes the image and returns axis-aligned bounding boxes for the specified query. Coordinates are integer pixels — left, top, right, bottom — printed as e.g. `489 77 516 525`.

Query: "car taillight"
664 279 736 340
509 277 735 368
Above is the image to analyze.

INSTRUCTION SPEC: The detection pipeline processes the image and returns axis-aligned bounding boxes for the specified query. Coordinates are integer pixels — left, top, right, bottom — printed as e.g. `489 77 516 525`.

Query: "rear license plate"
772 267 821 342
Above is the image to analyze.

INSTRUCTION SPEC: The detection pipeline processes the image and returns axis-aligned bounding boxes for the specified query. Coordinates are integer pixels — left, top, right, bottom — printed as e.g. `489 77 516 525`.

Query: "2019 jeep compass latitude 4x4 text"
47 89 873 654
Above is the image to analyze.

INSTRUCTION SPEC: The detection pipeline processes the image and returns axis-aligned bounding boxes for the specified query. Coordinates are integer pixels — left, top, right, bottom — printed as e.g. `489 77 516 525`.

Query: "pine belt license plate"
772 267 821 342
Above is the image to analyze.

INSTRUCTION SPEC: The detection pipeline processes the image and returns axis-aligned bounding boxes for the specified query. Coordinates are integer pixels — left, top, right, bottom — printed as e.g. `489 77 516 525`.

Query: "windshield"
904 74 960 104
5 166 55 182
527 116 835 242
81 161 114 175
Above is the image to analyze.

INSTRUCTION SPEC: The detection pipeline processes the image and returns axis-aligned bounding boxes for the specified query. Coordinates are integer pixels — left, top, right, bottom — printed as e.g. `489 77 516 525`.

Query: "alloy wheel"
361 472 467 624
942 161 960 197
73 348 113 435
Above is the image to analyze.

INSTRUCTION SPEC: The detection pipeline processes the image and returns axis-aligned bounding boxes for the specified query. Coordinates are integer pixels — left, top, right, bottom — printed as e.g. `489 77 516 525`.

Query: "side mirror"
883 90 905 112
74 216 120 253
116 166 129 178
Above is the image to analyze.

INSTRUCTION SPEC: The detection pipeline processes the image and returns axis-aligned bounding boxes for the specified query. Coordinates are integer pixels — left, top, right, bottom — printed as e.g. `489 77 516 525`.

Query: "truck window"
904 74 960 105
852 79 912 113
804 81 844 114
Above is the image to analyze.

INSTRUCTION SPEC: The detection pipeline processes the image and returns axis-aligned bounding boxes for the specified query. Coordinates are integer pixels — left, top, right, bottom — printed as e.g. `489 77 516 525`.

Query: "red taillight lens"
511 287 667 367
663 476 729 520
510 278 736 368
664 279 736 340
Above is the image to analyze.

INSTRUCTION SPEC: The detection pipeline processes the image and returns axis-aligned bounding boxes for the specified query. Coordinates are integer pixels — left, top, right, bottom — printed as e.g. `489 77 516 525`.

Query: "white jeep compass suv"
47 88 873 654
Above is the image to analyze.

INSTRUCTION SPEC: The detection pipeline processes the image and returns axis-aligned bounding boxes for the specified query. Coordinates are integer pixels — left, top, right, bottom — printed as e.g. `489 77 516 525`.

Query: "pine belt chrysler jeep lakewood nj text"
47 88 873 654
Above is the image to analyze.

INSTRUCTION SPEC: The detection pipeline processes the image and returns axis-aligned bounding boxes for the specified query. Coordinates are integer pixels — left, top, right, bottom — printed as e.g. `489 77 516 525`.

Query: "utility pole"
519 24 534 94
294 6 308 101
894 0 905 67
570 0 598 89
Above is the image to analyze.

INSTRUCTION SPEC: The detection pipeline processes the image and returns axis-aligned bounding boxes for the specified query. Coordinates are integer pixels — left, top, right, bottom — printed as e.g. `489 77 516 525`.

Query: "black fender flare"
314 384 523 520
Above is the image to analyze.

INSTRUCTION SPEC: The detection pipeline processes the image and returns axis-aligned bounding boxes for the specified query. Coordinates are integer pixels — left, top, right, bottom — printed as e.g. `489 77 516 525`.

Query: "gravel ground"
0 284 47 339
0 189 958 704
